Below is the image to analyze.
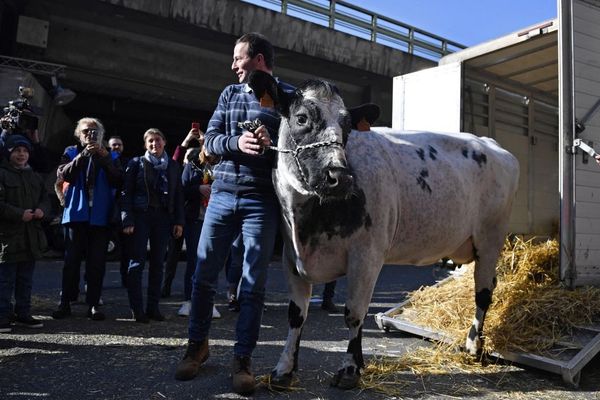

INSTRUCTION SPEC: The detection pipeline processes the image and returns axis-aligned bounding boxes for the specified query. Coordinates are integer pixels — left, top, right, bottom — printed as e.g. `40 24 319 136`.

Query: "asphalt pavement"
1 258 599 400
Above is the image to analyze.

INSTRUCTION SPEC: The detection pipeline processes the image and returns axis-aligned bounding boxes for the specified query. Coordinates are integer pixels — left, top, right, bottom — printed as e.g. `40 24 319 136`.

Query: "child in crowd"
0 135 48 332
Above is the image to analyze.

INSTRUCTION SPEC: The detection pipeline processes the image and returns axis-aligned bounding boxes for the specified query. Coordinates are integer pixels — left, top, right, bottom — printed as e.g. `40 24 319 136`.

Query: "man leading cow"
174 32 294 395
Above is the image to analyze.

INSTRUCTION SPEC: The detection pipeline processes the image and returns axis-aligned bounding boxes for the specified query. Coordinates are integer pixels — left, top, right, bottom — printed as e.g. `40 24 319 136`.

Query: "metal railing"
241 0 467 60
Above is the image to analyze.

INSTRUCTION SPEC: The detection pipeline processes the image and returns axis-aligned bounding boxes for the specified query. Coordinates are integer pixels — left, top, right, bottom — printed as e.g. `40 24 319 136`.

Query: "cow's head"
249 71 355 202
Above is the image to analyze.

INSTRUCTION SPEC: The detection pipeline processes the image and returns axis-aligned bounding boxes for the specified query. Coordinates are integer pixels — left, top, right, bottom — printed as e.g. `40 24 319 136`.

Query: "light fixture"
50 75 76 106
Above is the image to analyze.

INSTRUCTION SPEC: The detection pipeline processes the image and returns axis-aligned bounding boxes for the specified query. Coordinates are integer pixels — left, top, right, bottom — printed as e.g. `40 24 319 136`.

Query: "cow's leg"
270 242 311 389
331 258 381 389
465 233 503 355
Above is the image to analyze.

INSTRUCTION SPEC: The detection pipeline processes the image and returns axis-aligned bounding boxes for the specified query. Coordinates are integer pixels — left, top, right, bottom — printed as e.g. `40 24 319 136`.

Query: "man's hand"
238 125 271 155
595 154 600 166
33 208 44 219
123 226 134 235
85 143 108 158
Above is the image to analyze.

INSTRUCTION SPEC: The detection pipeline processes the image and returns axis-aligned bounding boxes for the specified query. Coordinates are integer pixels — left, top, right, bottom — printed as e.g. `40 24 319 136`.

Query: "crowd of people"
0 32 341 395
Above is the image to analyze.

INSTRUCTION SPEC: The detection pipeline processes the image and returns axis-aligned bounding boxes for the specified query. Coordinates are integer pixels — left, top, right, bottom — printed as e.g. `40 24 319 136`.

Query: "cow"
248 71 520 390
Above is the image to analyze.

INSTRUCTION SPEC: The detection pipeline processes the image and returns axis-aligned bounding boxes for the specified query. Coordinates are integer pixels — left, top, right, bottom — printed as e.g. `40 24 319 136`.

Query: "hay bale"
399 238 600 354
362 238 600 393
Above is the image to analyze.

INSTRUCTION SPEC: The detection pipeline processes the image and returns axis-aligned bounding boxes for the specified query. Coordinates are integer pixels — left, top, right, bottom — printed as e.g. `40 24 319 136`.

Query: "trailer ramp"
374 272 600 387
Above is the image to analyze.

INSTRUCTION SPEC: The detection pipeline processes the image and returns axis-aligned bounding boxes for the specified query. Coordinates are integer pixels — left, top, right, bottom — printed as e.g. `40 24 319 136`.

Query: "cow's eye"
296 114 308 126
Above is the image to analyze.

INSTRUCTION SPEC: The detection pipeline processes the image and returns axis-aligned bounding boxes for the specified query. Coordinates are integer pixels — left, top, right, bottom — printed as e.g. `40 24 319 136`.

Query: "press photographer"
0 86 51 172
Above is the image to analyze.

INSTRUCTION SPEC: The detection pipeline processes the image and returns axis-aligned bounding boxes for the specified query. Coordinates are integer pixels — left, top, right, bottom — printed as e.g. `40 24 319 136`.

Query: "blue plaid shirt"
205 80 294 193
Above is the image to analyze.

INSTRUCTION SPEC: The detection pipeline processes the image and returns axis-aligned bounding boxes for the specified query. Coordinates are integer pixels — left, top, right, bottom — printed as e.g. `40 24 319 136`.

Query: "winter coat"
120 156 185 228
58 145 123 226
0 160 49 262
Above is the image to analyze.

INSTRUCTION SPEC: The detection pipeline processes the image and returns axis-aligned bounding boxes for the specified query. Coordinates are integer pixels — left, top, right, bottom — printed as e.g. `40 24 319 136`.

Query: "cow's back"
345 128 519 265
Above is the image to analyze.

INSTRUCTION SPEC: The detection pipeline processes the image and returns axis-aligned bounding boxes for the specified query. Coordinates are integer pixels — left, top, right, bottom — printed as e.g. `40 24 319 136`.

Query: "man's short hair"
108 136 123 143
236 32 274 69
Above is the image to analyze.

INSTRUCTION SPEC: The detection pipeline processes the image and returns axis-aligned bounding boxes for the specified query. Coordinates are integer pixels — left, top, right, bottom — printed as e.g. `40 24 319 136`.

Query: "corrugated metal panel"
573 0 600 286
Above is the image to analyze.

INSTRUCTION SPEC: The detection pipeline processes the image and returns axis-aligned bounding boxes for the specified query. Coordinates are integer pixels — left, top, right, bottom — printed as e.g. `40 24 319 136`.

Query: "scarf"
144 151 169 204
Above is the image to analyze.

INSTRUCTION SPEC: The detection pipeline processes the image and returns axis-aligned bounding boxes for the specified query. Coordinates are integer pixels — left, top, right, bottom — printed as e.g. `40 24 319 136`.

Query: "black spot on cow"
475 288 492 312
462 147 469 158
428 145 438 160
472 151 487 167
416 148 425 161
416 169 432 194
288 300 304 328
297 183 371 247
347 326 365 369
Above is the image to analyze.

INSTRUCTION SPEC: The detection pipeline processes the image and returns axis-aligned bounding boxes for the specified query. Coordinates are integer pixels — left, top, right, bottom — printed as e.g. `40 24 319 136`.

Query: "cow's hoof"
267 370 295 391
330 366 360 390
465 331 481 356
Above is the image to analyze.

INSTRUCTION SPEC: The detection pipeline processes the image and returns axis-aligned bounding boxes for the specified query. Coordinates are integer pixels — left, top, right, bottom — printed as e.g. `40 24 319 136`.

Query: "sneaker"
321 298 339 313
227 292 240 312
212 305 221 319
232 355 255 395
52 304 72 319
0 320 12 333
175 339 209 381
87 306 105 321
15 315 44 328
178 301 191 317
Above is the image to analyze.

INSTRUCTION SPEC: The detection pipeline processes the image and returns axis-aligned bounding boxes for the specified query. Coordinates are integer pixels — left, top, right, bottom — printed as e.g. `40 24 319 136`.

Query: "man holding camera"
52 118 123 321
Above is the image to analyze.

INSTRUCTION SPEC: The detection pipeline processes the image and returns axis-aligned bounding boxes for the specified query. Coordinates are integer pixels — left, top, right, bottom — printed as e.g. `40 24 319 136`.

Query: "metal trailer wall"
392 23 560 238
561 0 600 286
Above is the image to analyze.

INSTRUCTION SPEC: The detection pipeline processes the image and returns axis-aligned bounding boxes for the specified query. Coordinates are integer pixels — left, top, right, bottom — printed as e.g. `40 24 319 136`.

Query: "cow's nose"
326 167 352 188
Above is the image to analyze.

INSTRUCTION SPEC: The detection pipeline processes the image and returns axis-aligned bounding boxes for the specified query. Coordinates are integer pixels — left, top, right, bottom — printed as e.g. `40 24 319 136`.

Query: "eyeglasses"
82 128 97 134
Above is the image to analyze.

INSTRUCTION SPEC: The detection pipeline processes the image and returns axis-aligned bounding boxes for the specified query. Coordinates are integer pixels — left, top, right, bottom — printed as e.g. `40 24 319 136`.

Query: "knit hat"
5 134 32 153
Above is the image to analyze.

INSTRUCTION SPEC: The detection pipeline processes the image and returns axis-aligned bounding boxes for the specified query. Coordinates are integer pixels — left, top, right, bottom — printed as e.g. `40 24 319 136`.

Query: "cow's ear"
248 70 294 117
348 103 380 131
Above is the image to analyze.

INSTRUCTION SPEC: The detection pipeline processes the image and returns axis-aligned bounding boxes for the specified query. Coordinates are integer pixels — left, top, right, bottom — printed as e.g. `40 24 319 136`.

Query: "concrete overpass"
0 0 446 156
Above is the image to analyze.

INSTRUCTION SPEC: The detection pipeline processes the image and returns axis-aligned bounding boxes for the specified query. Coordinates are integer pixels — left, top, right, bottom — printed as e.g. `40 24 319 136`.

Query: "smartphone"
89 129 98 142
191 122 200 130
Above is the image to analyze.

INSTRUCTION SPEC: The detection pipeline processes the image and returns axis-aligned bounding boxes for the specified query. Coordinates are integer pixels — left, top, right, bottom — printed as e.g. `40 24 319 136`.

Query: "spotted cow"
248 71 520 390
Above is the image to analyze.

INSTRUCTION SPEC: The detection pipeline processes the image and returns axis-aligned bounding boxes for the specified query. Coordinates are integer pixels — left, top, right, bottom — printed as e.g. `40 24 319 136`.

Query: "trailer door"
392 62 462 131
560 0 600 286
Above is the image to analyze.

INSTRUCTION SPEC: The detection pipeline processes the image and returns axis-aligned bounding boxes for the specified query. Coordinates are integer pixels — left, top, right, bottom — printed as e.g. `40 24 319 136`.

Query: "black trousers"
61 222 110 307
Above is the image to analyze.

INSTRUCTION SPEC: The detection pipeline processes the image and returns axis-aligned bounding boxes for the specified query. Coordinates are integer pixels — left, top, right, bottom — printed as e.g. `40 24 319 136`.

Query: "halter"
238 118 344 192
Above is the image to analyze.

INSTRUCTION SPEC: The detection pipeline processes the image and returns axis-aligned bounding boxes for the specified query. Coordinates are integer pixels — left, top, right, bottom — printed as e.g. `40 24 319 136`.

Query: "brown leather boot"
174 339 209 381
232 355 255 394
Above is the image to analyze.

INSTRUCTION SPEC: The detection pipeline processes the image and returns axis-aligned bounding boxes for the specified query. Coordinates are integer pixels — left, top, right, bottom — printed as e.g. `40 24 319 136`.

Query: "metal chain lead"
238 119 343 190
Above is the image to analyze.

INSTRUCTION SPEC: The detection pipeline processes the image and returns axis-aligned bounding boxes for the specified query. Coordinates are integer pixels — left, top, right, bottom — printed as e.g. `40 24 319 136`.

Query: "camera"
0 86 39 134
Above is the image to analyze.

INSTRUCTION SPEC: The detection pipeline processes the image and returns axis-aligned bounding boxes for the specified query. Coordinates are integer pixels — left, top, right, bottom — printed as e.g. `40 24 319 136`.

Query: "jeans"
0 261 35 320
189 189 279 356
225 233 244 293
127 209 171 314
61 223 110 307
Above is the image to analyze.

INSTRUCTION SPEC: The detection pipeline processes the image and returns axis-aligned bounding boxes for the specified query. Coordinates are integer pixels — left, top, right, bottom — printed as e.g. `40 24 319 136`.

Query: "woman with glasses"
52 117 123 321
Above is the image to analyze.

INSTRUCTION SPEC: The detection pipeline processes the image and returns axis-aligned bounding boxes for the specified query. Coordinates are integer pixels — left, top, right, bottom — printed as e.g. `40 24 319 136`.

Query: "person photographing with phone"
52 118 123 321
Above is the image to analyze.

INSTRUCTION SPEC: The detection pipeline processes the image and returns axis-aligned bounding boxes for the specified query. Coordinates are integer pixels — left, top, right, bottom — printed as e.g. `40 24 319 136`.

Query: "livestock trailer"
377 0 600 386
392 0 600 288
